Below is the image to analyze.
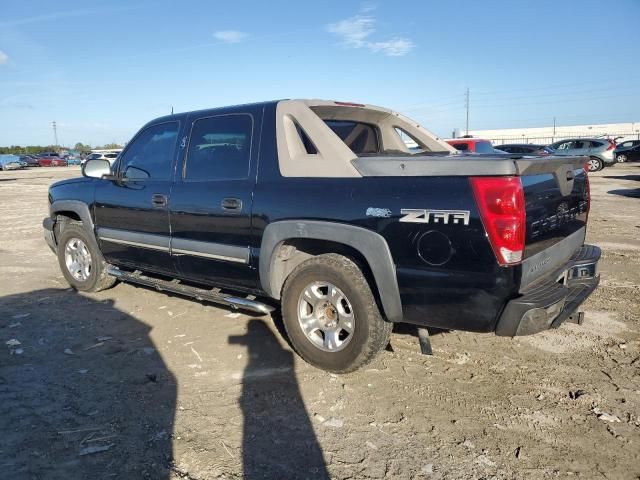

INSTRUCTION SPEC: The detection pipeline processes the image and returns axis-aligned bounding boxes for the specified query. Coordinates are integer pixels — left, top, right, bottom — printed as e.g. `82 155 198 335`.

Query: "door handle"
221 197 242 211
152 194 167 206
566 171 575 181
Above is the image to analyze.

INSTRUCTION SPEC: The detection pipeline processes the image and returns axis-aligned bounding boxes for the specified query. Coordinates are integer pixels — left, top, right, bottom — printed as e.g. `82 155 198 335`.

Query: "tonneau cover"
351 154 586 177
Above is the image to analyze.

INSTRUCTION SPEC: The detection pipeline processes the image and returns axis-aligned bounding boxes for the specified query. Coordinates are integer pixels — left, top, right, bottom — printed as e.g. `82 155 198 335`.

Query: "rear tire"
57 222 116 292
281 253 392 373
587 157 603 172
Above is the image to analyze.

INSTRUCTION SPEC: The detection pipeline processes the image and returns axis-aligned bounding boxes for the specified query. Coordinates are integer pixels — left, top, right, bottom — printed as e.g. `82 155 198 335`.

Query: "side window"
185 114 252 181
555 141 571 151
573 141 586 149
119 122 179 180
589 141 603 148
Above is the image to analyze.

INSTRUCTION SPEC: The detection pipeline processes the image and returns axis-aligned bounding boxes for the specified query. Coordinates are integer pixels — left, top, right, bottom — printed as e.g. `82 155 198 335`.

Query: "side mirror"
82 159 111 178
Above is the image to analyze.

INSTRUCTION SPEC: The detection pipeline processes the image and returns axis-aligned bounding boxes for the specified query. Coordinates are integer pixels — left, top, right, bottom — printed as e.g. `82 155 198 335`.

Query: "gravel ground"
1 165 639 480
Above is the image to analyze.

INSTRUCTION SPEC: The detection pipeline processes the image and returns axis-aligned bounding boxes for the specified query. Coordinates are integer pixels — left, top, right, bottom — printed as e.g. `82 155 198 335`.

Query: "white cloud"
0 50 7 65
213 30 248 44
0 5 143 28
327 15 375 49
326 14 414 57
368 38 414 57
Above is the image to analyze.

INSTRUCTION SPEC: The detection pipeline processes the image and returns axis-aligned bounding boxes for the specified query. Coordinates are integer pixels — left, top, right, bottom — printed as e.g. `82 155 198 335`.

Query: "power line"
472 93 638 110
472 75 640 97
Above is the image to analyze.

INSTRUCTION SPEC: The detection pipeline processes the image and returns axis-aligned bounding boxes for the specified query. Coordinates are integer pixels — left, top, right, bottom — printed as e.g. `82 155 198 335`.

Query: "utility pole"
52 121 59 148
465 88 470 136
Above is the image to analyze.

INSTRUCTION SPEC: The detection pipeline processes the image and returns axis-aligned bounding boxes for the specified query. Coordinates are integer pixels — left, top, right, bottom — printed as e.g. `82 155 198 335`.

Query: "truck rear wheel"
281 254 392 373
56 222 116 292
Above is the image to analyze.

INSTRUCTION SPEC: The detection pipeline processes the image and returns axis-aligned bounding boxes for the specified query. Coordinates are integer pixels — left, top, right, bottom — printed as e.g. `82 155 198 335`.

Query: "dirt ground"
1 165 639 480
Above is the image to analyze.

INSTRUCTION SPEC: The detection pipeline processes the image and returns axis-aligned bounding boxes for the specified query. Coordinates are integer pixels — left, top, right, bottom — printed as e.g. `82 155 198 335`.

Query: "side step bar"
106 266 274 315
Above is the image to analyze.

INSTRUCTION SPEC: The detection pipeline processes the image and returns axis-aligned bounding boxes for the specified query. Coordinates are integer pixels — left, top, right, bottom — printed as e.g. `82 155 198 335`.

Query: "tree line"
0 142 123 155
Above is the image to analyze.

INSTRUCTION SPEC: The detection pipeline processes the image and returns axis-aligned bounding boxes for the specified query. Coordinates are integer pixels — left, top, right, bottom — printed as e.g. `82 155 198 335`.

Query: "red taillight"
470 177 526 266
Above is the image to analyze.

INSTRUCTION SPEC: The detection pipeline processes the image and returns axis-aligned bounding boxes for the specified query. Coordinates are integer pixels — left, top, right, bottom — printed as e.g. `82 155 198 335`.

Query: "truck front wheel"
56 222 116 292
281 254 392 373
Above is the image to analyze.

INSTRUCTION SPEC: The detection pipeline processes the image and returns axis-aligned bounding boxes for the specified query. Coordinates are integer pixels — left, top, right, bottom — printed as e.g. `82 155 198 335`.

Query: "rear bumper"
43 217 57 253
495 244 601 336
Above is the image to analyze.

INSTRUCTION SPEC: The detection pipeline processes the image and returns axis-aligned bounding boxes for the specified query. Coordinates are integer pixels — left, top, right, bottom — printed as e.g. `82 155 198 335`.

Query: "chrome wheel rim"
617 154 627 163
588 158 600 171
297 281 355 352
64 238 92 282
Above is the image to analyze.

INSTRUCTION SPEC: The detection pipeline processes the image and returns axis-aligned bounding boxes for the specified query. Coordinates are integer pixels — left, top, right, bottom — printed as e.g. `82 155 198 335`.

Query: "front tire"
57 222 116 292
617 154 627 163
587 157 603 172
281 254 392 373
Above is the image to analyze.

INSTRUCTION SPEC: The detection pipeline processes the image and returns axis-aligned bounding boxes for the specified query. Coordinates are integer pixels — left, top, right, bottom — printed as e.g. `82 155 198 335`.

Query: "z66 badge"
400 209 470 225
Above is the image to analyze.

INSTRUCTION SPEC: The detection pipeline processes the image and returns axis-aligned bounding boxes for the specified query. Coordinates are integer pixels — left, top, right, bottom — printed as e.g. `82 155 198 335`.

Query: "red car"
37 153 68 167
446 138 498 153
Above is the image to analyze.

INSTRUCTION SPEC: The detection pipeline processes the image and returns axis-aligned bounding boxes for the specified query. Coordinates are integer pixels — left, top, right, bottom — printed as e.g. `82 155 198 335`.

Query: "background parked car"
445 138 504 153
548 138 615 172
0 154 23 171
615 140 640 163
20 155 41 167
82 151 121 166
37 153 68 167
495 144 555 156
66 156 82 165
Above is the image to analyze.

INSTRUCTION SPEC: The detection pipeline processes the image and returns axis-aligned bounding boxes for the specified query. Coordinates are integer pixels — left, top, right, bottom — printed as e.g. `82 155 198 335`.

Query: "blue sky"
1 0 639 146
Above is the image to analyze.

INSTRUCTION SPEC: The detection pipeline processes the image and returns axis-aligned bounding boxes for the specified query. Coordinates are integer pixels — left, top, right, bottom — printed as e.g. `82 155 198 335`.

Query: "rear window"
324 120 379 154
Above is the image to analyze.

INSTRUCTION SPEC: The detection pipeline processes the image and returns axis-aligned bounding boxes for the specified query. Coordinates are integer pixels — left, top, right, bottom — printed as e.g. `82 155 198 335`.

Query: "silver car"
0 154 23 171
548 138 616 172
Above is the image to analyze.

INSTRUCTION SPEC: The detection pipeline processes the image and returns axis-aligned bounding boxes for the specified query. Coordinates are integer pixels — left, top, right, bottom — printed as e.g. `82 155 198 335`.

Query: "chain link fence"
487 132 640 146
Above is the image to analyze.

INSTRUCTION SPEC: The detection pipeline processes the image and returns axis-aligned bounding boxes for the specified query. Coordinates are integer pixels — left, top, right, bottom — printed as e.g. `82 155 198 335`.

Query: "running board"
106 266 274 315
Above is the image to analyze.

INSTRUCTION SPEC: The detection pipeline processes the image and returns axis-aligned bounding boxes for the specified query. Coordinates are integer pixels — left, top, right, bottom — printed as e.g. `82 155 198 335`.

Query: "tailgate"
516 155 590 287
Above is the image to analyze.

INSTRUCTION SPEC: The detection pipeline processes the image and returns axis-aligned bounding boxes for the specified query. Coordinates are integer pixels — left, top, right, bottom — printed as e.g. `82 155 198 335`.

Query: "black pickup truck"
43 99 600 372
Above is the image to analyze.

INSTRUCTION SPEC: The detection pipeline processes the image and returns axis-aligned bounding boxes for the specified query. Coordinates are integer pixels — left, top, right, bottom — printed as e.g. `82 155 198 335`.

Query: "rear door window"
184 114 252 181
589 141 604 148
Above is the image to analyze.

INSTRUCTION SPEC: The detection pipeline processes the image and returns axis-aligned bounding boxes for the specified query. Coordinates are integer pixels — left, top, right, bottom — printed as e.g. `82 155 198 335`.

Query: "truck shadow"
230 319 329 479
605 173 640 198
0 288 175 478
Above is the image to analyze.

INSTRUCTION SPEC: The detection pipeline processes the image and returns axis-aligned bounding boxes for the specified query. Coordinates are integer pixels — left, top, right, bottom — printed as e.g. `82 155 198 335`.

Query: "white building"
466 122 640 146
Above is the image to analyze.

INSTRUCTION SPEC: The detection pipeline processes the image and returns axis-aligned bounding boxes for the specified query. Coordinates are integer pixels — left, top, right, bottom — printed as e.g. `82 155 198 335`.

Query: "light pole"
52 121 59 148
465 88 470 136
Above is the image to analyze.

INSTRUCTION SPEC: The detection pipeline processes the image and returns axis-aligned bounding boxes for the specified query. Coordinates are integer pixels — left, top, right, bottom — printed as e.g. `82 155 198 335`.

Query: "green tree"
74 142 92 154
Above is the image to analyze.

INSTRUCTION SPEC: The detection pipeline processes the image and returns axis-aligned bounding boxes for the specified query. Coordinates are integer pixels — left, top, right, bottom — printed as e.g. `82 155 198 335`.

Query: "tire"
587 157 603 172
617 154 627 163
56 222 116 292
281 253 392 373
